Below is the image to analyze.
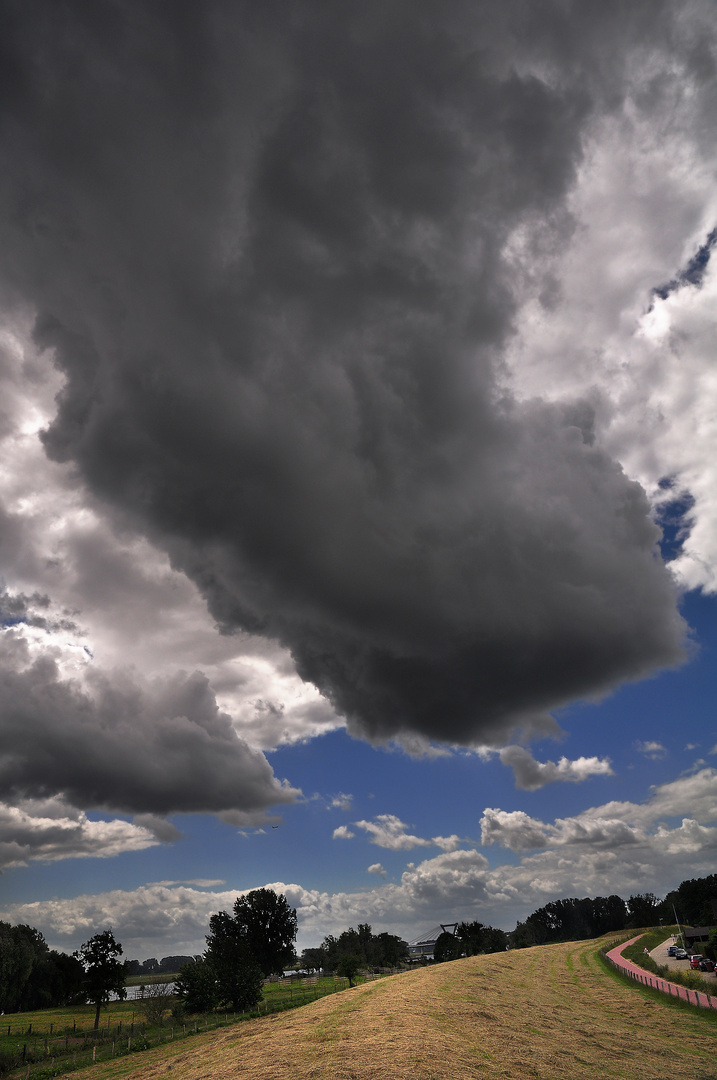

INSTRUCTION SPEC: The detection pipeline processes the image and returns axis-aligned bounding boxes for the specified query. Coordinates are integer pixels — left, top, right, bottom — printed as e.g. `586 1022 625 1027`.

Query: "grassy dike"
25 935 716 1080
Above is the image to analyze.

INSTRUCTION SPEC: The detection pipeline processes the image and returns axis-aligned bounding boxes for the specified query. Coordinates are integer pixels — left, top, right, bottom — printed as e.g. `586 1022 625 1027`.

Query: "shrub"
137 981 174 1026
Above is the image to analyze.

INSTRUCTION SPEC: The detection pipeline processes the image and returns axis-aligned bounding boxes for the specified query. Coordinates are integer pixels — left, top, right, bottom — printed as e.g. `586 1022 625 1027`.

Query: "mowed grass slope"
64 937 715 1080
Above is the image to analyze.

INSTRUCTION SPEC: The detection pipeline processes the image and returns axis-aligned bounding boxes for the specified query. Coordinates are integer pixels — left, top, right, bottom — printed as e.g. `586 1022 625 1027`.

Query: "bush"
137 981 174 1026
175 958 218 1013
171 1001 188 1024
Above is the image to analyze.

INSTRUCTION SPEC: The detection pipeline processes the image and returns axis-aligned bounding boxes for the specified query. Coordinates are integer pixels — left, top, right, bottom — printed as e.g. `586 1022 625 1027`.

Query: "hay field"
68 938 716 1080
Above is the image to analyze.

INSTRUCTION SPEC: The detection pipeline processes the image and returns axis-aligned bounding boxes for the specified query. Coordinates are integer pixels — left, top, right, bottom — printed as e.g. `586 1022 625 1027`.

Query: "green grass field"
0 974 358 1079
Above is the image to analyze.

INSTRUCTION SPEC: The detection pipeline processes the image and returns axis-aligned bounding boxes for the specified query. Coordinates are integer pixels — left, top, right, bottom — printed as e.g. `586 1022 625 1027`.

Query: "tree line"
124 955 198 977
0 924 125 1027
300 923 408 976
510 874 717 948
3 874 716 1017
0 922 84 1013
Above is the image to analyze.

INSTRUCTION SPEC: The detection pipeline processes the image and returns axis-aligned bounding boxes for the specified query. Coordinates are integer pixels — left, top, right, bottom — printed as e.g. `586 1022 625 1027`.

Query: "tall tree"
205 911 263 1010
226 889 298 976
482 927 509 953
75 929 126 1030
456 921 485 956
373 932 408 967
626 893 661 928
0 922 84 1011
0 922 36 1013
662 874 717 927
433 931 462 962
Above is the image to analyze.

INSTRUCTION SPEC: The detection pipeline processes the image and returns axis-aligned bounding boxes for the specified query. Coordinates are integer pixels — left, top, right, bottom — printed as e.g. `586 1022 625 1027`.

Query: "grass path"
56 937 717 1080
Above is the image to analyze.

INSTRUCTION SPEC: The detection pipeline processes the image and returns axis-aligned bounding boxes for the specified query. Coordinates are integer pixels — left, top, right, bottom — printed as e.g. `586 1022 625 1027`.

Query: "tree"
75 929 126 1030
373 932 408 968
661 874 717 927
591 895 628 936
0 922 85 1012
300 947 326 973
456 921 485 956
482 927 509 953
433 931 462 962
205 911 264 1010
175 958 219 1013
626 893 661 929
337 954 361 987
222 889 298 977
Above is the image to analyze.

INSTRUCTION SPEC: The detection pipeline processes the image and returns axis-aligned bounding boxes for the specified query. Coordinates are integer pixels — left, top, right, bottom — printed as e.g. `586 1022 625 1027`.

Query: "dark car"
674 949 689 959
667 945 679 956
698 958 715 972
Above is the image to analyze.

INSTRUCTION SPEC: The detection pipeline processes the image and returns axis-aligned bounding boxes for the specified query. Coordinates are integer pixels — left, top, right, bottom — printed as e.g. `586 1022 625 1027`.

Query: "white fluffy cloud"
0 797 161 870
353 815 431 851
479 809 551 854
497 746 614 791
351 815 461 853
2 768 715 955
506 83 717 596
482 768 717 858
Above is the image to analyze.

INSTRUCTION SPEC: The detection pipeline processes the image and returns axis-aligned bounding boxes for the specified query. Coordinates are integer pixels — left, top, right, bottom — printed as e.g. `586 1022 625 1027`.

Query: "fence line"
1 976 356 1080
604 936 717 1011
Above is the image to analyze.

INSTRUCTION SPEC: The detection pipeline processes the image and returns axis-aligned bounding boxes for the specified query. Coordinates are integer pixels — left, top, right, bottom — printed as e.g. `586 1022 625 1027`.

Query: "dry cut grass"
65 937 716 1080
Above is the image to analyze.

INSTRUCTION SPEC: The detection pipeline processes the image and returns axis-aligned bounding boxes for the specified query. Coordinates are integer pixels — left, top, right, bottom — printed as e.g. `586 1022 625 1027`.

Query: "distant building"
407 923 458 961
683 925 715 949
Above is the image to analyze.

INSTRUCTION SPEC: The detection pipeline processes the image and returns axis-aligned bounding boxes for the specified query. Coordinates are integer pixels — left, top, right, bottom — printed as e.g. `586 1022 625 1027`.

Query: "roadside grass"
11 935 715 1080
620 925 715 993
595 946 717 1016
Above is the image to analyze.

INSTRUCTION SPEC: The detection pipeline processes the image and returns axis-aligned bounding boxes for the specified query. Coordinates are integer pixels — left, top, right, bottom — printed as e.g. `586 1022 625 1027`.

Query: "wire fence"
1 975 361 1080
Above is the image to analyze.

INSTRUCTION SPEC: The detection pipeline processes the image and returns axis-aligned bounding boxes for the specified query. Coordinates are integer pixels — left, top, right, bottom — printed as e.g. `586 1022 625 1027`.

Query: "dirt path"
69 939 716 1080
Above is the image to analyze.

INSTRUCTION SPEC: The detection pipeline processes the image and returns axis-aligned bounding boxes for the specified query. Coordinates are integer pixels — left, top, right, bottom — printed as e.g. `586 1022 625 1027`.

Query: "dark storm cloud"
0 591 298 818
0 1 693 747
0 650 299 817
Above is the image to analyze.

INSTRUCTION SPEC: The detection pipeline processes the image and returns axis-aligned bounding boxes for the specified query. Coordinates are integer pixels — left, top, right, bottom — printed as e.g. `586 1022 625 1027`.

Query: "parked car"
674 949 689 959
689 954 704 968
667 946 679 956
698 958 715 972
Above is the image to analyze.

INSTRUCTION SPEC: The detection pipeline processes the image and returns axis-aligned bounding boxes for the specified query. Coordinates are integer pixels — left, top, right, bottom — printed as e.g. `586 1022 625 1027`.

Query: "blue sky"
0 1 716 959
1 584 714 955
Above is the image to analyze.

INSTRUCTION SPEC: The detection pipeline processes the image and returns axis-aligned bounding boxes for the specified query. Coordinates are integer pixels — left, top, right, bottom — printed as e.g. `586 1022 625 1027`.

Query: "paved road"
650 935 716 982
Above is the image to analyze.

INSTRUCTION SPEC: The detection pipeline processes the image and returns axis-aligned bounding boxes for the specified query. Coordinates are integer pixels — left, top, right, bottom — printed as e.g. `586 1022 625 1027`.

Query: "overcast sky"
1 0 716 959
